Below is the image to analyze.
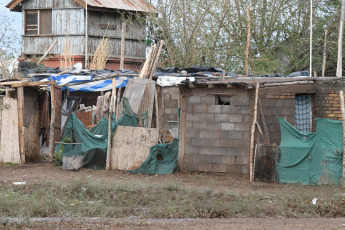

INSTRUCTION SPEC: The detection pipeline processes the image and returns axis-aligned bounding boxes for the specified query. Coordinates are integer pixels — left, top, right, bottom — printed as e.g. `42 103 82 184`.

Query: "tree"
147 0 342 76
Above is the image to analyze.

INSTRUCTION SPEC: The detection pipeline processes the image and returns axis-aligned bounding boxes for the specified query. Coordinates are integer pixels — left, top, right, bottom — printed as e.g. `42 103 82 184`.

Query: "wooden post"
17 86 25 164
37 40 58 65
106 77 116 170
340 90 345 177
250 83 259 181
149 40 164 80
120 22 126 70
221 70 226 81
155 88 160 130
322 29 328 77
337 0 345 77
245 5 251 77
5 87 10 98
116 87 122 121
49 85 55 162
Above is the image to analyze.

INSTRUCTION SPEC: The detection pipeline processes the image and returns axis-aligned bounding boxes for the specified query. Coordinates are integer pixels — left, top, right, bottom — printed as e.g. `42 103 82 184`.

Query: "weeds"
0 178 344 219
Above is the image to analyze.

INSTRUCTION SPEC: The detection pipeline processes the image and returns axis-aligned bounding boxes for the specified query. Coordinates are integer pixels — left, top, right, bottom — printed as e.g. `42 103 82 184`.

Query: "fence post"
339 90 345 177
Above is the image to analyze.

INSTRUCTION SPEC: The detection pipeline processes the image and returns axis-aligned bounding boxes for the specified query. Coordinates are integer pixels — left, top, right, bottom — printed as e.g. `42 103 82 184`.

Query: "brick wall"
314 79 345 121
182 87 252 174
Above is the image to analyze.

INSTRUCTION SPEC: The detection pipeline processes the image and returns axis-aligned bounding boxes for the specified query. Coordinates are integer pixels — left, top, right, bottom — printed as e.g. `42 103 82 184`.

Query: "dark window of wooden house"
25 9 52 35
26 10 38 35
40 10 52 35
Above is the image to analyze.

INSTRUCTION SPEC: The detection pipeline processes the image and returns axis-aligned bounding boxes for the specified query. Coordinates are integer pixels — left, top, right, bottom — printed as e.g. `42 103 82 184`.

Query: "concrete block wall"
158 87 180 130
259 94 295 145
183 88 252 174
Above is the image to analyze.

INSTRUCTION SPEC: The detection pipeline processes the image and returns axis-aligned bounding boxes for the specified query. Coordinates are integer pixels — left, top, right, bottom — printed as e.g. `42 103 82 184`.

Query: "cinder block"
207 122 221 130
241 164 248 174
199 163 213 172
199 147 214 155
206 155 221 164
165 114 177 121
201 96 216 104
228 147 243 156
213 164 227 173
205 138 220 147
219 139 234 148
186 121 193 128
213 130 229 139
171 93 180 100
165 100 178 108
185 146 199 154
193 154 207 163
187 113 200 122
186 130 200 138
164 94 170 100
192 138 205 146
231 97 251 106
236 106 250 114
207 105 222 113
221 123 235 131
233 139 246 148
235 123 250 131
193 121 207 129
228 114 244 122
188 96 201 104
200 114 215 122
215 114 229 122
228 131 243 139
226 164 243 173
184 154 194 163
165 108 177 115
212 147 228 156
221 105 237 114
194 105 207 113
200 130 214 139
185 162 199 171
221 156 235 164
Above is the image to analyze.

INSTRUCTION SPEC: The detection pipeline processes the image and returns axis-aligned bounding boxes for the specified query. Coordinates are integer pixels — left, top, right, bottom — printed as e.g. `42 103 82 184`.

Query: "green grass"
0 178 344 220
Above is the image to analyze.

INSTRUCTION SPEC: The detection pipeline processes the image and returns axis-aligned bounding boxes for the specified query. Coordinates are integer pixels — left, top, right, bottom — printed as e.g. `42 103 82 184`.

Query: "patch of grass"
0 178 344 219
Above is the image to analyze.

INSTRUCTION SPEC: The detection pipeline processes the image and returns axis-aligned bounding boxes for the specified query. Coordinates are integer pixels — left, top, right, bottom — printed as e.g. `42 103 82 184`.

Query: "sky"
0 1 22 56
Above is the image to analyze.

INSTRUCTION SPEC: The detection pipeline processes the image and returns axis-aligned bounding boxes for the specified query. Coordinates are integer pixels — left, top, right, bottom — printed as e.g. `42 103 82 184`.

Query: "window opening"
295 94 312 133
217 96 231 105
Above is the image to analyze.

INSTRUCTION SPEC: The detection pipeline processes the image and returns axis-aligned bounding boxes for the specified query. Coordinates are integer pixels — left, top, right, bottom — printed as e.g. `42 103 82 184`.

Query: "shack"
6 0 156 71
177 77 318 180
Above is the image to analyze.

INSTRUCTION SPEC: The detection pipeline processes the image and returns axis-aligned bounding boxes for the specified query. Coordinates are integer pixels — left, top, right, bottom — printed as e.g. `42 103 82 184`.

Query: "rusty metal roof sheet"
7 0 157 13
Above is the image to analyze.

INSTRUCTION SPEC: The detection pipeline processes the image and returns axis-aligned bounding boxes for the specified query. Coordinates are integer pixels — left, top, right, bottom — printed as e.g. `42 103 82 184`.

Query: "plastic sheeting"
275 116 343 185
157 76 195 87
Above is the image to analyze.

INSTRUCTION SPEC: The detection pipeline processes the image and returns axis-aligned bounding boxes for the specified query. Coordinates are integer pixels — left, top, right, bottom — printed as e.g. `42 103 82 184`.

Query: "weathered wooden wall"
23 87 40 161
22 0 78 9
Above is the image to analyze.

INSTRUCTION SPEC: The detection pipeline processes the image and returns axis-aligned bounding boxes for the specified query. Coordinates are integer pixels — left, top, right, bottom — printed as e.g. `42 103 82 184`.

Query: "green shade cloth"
276 116 343 185
128 139 179 175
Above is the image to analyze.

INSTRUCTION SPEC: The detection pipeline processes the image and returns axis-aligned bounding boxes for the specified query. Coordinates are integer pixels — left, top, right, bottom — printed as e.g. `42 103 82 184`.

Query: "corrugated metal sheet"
7 0 157 13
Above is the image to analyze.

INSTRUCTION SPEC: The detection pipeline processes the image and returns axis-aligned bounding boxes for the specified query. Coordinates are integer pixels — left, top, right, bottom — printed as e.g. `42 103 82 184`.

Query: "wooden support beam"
250 83 259 181
259 84 317 97
11 81 56 88
5 87 10 97
208 84 215 89
106 78 116 170
17 86 25 164
37 40 58 65
120 22 126 70
340 90 345 177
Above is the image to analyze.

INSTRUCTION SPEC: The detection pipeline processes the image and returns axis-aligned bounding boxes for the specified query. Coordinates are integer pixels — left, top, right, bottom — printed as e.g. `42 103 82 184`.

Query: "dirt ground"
1 161 345 229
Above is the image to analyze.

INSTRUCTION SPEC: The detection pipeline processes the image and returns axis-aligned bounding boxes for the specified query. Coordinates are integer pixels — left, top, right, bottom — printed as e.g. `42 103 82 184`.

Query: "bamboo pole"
322 29 328 77
249 83 259 181
337 0 345 77
120 22 126 70
340 90 345 177
49 85 56 162
245 5 251 77
106 77 116 170
310 0 313 78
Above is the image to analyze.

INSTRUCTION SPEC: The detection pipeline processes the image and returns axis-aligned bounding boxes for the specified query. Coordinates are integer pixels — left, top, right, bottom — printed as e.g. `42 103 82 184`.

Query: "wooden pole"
322 29 328 77
106 77 116 170
340 90 345 177
310 0 313 78
85 0 89 69
245 5 251 77
149 40 164 80
120 22 126 70
49 85 56 162
337 0 345 77
5 87 10 98
37 40 58 65
17 86 25 164
250 83 259 181
258 98 270 144
139 45 154 78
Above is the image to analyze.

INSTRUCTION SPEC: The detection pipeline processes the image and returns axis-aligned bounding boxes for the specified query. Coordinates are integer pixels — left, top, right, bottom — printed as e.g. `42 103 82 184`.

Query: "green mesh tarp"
128 139 179 175
276 116 343 185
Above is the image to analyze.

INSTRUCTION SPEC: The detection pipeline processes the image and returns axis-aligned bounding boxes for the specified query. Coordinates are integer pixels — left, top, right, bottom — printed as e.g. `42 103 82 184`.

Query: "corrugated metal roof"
7 0 157 13
82 0 157 13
